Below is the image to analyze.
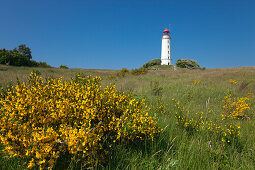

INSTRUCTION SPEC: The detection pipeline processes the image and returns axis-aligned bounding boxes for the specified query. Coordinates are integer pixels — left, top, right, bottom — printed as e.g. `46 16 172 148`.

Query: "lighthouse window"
168 51 169 54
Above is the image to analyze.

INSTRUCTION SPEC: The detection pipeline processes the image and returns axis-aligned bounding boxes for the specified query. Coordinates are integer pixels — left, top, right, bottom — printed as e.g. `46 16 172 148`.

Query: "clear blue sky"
0 0 254 69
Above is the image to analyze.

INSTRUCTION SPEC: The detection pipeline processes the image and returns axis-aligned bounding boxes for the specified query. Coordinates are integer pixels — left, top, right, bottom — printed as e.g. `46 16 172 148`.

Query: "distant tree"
0 44 52 67
59 65 69 69
0 48 12 65
142 58 161 68
16 44 32 60
176 59 200 69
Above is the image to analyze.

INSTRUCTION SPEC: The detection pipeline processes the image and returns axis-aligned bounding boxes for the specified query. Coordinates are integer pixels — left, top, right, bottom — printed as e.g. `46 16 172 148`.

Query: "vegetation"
0 65 255 169
142 58 161 68
0 73 160 169
59 65 69 69
131 68 148 75
176 59 200 69
0 44 51 67
116 68 129 77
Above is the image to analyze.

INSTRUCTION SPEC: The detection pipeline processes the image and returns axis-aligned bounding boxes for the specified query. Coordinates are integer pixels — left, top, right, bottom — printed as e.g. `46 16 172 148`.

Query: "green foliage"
15 44 32 60
29 60 39 67
0 45 51 67
176 59 200 69
59 65 69 69
142 58 161 68
38 62 52 68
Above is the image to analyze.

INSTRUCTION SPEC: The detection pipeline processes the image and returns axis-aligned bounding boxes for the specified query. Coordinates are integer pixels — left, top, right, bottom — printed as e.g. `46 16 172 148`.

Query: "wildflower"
229 79 238 85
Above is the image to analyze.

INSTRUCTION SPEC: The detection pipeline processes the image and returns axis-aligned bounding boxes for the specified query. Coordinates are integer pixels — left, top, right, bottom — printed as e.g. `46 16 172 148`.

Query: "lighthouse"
161 28 171 65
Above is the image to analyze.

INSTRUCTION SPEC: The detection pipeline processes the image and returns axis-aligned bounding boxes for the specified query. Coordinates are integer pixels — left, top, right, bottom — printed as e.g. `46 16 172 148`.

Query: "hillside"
0 65 255 169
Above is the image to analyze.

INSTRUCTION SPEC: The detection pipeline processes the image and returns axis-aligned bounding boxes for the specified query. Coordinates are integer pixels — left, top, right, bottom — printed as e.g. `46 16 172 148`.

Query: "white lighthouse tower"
161 28 171 65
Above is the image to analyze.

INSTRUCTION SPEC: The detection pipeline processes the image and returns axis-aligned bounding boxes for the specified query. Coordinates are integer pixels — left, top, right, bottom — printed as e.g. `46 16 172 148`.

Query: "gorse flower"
0 73 161 169
173 98 242 146
193 80 200 86
223 94 251 119
228 79 238 85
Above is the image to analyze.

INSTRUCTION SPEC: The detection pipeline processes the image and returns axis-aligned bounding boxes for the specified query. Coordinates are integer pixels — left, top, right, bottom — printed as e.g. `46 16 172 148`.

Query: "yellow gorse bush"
223 94 251 119
0 73 160 169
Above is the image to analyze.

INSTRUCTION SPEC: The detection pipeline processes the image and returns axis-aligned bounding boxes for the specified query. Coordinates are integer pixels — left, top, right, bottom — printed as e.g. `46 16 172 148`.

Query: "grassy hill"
0 65 255 169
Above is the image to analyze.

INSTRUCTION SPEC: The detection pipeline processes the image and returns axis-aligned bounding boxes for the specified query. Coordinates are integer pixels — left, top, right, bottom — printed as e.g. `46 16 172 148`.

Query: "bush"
142 59 161 68
59 65 69 69
131 68 148 75
29 60 39 67
176 59 200 69
0 73 160 169
223 94 252 119
117 68 129 77
37 62 52 68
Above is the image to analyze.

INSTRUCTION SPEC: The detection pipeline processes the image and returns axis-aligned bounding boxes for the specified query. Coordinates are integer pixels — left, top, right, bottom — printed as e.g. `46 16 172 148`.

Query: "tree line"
0 44 51 67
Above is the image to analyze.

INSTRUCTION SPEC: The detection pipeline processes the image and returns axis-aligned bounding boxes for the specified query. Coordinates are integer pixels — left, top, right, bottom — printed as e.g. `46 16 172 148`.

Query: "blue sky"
0 0 254 69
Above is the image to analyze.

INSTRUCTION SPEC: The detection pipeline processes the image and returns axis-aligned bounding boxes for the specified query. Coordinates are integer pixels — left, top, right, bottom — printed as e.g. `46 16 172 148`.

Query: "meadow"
0 64 254 169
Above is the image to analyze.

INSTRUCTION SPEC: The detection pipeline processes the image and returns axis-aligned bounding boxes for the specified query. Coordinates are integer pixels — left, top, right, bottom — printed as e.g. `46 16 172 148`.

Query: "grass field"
0 64 255 169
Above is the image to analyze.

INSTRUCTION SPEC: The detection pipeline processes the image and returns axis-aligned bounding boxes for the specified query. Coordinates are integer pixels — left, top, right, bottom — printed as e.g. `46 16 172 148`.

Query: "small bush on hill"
131 68 148 75
223 94 252 119
142 58 161 68
59 65 69 69
38 62 52 68
117 68 129 77
176 59 200 69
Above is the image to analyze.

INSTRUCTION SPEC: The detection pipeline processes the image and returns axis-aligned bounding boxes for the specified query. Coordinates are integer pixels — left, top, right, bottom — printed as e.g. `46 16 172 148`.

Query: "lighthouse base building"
161 28 172 65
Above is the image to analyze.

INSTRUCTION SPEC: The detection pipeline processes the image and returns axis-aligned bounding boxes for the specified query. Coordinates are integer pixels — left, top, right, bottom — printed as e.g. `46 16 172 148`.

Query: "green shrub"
29 60 39 67
38 62 52 68
142 58 161 68
59 65 69 69
176 59 200 69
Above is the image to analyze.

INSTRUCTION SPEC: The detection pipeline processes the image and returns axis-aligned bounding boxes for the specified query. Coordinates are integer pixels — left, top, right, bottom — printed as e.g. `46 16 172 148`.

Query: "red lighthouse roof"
163 28 170 33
